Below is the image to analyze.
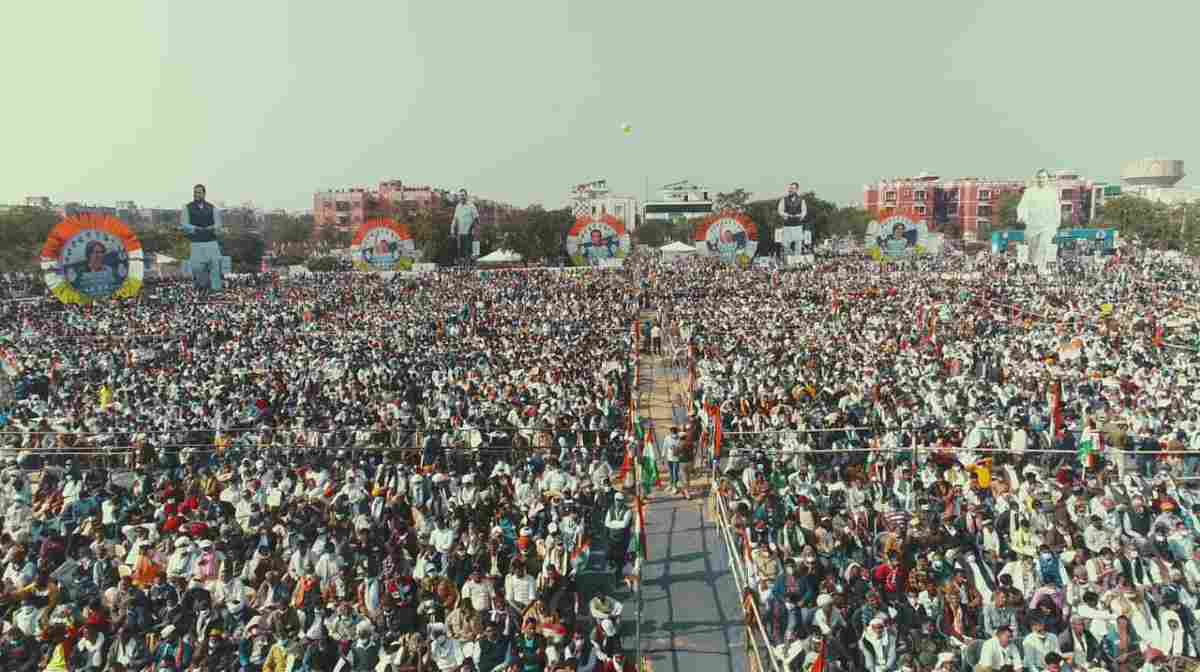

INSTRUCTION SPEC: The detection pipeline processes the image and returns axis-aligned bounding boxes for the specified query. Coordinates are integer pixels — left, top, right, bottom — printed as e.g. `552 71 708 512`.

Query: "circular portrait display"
566 214 630 267
866 214 927 260
351 218 417 271
41 214 144 304
695 212 758 267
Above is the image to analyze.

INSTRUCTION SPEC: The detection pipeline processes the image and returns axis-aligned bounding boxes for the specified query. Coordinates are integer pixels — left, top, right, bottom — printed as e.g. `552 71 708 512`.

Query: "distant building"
1119 159 1200 205
315 180 511 229
313 188 373 229
641 180 713 224
864 171 1101 240
24 196 52 209
569 180 639 229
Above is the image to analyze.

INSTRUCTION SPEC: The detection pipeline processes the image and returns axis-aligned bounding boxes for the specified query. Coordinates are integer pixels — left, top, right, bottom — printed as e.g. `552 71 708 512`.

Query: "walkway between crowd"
635 312 749 672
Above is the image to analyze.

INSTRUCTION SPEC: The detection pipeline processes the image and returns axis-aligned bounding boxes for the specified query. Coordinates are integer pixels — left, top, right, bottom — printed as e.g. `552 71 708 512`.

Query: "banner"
350 218 417 271
865 213 928 260
566 214 630 267
41 214 144 304
694 212 758 267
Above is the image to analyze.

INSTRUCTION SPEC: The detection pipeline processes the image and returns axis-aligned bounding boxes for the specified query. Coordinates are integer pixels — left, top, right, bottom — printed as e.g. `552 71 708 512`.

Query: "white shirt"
978 636 1022 670
505 573 536 607
461 578 495 613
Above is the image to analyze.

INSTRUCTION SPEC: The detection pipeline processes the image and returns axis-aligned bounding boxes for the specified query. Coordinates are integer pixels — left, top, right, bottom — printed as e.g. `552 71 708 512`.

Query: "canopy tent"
154 253 178 264
477 249 524 265
660 240 698 262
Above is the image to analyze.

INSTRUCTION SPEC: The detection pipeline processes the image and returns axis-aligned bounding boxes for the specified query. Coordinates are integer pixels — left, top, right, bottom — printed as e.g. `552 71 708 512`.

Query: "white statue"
1016 169 1059 274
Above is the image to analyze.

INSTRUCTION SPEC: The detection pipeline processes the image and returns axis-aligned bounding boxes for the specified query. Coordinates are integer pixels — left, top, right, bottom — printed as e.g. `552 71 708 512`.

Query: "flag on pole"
710 406 723 459
570 538 591 572
628 495 648 561
638 419 660 494
1049 379 1064 441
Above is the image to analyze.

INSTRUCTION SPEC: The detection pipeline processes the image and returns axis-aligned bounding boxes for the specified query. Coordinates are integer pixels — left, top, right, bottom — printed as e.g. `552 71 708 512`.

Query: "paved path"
630 317 749 672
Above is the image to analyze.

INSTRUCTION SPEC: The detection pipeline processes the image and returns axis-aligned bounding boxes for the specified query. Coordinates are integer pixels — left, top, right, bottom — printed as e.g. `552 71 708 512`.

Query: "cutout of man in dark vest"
181 183 224 293
777 182 809 257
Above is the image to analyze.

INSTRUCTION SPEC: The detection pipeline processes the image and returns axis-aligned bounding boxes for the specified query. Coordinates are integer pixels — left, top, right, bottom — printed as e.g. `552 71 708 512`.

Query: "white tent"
154 253 178 264
660 240 697 262
477 248 524 264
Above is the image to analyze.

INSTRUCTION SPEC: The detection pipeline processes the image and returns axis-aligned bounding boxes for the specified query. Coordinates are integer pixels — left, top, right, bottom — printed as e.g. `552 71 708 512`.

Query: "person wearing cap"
860 614 895 672
603 493 631 579
153 623 194 671
1058 615 1101 668
1152 607 1193 657
73 613 108 671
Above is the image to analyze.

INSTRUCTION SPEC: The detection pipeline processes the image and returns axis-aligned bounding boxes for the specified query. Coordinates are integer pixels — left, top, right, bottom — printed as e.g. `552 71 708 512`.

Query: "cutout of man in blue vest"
181 183 224 293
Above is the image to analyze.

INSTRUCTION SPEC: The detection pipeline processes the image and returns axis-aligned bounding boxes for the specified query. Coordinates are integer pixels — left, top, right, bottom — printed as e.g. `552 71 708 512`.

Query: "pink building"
314 180 443 228
863 171 1100 240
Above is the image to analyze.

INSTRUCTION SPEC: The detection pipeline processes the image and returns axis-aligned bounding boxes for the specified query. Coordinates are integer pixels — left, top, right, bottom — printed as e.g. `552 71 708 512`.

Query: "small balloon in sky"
620 123 633 135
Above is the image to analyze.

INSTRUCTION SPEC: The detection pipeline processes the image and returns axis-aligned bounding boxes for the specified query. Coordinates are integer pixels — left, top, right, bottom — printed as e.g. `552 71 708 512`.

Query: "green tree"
0 206 61 271
635 218 671 247
221 222 266 271
411 207 455 264
318 225 353 250
744 199 783 257
996 192 1024 231
1098 195 1172 243
714 189 753 212
265 213 314 248
826 206 871 239
138 224 190 262
498 206 573 263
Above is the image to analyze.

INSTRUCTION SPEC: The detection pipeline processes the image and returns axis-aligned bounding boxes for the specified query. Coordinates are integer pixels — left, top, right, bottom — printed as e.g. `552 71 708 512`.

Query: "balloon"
620 123 632 135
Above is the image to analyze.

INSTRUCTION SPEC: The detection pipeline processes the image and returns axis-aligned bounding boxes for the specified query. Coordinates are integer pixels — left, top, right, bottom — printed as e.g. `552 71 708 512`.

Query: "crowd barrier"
713 486 780 672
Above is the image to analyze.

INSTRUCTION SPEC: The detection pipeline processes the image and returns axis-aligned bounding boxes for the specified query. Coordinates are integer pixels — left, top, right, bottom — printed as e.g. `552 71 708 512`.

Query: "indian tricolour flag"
1078 431 1100 470
628 494 648 562
639 420 659 495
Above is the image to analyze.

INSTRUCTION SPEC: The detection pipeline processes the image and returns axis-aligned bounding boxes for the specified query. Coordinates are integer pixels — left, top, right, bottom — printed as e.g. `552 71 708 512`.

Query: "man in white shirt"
979 626 1023 670
662 427 685 495
504 563 536 614
462 567 495 613
452 189 479 265
1023 617 1061 671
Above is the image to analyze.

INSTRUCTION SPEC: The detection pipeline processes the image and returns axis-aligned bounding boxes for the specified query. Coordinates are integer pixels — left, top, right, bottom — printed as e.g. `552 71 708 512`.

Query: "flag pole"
634 428 643 671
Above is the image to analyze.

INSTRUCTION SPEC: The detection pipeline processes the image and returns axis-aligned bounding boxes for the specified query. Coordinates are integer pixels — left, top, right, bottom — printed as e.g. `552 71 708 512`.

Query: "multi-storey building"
641 180 714 224
569 179 639 229
864 171 1101 240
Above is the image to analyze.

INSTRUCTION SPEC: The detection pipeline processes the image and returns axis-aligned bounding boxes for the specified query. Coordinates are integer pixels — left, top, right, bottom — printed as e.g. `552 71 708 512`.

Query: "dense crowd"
648 250 1200 672
5 244 1200 672
0 269 647 672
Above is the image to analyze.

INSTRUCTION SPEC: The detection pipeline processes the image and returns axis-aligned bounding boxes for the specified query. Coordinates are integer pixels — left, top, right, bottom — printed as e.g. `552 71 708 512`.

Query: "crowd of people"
4 242 1200 672
650 249 1200 672
0 269 648 672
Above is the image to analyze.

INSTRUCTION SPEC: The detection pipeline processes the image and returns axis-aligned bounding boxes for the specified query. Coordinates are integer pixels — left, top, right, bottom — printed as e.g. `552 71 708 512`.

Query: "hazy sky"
4 1 1195 211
